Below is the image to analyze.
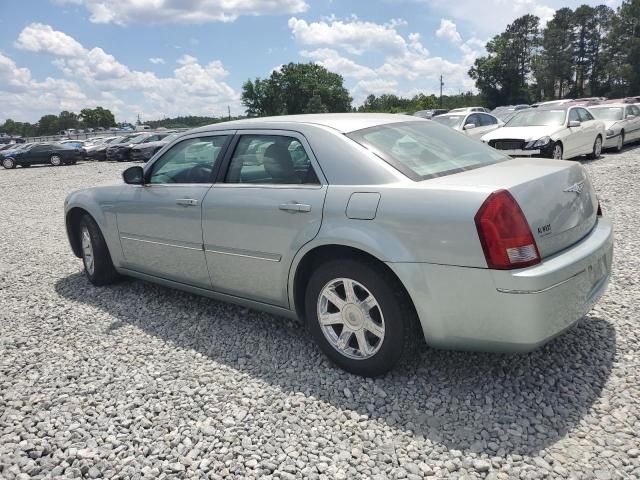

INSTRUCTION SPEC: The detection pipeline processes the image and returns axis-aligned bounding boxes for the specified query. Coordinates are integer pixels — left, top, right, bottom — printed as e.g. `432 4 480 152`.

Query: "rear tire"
50 155 62 166
78 214 119 286
305 258 418 377
587 136 603 159
2 158 16 169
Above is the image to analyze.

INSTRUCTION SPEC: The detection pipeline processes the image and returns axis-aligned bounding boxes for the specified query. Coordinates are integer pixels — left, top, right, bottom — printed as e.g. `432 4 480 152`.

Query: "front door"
116 133 232 288
202 131 327 307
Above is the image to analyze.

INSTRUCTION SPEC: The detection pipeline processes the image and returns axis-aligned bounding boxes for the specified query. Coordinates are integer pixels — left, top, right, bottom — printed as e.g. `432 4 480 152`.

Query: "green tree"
535 8 575 99
37 115 59 135
241 63 351 116
79 106 116 129
605 0 640 96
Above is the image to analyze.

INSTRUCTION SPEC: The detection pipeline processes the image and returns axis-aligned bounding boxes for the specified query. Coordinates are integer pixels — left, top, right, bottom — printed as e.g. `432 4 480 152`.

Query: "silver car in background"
588 103 640 151
432 111 503 139
64 114 613 376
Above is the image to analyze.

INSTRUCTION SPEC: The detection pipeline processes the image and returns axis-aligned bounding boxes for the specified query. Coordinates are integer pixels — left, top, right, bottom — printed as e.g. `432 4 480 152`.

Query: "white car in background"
448 107 490 113
588 103 640 151
432 111 503 139
481 105 606 160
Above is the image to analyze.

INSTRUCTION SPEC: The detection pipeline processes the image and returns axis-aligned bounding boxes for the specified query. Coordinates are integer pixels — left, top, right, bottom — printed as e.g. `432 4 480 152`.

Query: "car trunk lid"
426 158 598 259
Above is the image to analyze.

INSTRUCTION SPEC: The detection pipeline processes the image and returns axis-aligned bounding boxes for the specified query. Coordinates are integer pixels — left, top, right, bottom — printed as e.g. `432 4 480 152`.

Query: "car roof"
190 113 422 135
589 103 626 108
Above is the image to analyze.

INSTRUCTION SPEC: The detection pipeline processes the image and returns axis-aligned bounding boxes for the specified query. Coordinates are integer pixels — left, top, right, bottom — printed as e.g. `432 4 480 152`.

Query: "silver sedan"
64 114 613 376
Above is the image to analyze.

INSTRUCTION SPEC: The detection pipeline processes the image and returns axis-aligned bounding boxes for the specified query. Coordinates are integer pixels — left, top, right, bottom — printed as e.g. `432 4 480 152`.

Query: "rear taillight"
597 199 603 216
474 190 541 270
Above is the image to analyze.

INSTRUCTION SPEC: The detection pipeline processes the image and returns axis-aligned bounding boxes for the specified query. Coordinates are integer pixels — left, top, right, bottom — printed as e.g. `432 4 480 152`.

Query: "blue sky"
0 0 621 123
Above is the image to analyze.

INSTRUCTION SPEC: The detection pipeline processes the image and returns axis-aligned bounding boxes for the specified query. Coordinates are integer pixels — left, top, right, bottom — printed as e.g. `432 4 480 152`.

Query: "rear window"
347 121 508 181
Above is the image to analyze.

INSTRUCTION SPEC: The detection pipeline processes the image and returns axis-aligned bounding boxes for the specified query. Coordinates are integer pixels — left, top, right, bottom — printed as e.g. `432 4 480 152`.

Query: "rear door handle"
279 202 311 213
176 198 199 207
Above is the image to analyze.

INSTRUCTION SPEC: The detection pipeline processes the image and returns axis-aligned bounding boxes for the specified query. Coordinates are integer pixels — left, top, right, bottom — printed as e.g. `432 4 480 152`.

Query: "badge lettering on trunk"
537 224 551 236
563 180 585 195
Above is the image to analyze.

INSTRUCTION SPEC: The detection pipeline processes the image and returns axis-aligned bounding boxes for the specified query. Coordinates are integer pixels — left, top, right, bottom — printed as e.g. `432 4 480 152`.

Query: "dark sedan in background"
129 132 180 162
1 142 82 169
106 132 170 162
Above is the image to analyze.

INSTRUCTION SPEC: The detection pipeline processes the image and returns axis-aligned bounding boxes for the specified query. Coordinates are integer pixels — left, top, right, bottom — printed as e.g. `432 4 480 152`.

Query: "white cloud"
288 17 408 55
435 19 462 44
5 24 240 122
301 48 376 79
149 57 165 65
15 23 85 57
56 0 308 24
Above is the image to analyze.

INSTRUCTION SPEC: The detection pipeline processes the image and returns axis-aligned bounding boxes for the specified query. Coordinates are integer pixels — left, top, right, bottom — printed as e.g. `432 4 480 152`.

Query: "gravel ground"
0 148 638 480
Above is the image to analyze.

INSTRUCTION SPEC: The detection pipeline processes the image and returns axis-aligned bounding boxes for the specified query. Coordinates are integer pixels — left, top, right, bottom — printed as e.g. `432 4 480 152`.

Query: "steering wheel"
186 164 213 183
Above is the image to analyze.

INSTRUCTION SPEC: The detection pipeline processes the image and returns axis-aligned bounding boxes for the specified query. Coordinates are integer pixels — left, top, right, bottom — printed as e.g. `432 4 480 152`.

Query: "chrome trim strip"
496 269 586 294
120 236 202 251
204 246 281 262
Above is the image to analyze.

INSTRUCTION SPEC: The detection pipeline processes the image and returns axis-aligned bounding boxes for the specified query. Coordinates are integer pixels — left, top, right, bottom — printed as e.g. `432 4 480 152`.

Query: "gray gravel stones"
1 148 640 479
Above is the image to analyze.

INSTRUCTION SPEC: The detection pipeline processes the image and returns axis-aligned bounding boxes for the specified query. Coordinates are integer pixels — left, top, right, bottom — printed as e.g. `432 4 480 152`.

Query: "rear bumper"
388 217 613 352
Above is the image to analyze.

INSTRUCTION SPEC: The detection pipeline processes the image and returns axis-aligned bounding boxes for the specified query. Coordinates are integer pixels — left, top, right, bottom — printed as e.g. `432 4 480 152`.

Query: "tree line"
470 0 640 107
0 107 116 137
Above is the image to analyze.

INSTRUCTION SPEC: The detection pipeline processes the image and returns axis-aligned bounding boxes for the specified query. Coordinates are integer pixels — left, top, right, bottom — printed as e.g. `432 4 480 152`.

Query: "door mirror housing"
123 166 144 185
463 123 476 130
568 120 581 128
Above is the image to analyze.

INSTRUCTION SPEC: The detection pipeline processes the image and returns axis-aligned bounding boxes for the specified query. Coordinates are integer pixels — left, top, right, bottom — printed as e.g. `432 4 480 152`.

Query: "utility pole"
439 75 444 109
228 106 231 121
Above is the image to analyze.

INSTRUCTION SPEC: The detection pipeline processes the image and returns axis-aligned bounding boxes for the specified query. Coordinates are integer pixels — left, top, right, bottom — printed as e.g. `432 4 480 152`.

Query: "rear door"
201 131 327 307
115 133 232 288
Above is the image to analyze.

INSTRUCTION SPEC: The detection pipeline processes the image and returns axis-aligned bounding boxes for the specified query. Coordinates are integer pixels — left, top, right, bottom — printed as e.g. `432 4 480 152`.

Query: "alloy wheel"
50 155 62 166
2 158 15 169
553 144 562 159
317 278 385 360
594 137 602 157
81 226 95 275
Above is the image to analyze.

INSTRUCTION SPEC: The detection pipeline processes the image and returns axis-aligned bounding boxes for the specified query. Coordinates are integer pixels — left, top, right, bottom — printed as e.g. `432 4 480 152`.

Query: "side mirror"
568 120 581 128
464 123 477 130
123 166 144 185
627 114 636 119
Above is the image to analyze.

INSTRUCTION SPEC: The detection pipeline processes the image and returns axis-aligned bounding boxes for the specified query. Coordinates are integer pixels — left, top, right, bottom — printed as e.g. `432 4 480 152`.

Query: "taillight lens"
474 190 541 269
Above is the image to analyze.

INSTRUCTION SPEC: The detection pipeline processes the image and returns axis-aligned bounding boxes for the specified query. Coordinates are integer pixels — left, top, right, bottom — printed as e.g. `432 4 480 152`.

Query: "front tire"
2 158 16 169
551 142 563 160
50 155 62 166
615 132 624 152
78 215 119 286
305 258 418 377
587 136 603 159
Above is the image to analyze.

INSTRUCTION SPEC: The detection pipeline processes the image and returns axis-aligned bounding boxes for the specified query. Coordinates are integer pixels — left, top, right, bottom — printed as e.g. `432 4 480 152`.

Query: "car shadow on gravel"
55 272 616 457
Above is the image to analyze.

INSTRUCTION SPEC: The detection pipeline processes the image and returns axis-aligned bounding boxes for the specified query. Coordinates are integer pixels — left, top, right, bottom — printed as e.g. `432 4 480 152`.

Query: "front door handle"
176 198 199 207
279 202 311 213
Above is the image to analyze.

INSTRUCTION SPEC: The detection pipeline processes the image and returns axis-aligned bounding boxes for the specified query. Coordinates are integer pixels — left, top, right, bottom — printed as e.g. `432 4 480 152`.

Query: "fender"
65 186 125 266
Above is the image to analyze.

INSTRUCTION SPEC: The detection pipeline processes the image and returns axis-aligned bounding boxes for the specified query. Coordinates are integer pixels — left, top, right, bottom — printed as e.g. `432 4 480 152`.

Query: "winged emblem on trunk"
563 180 585 195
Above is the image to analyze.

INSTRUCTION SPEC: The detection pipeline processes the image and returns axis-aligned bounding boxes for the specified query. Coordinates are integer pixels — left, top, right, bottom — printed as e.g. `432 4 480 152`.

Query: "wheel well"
292 245 416 323
66 207 91 258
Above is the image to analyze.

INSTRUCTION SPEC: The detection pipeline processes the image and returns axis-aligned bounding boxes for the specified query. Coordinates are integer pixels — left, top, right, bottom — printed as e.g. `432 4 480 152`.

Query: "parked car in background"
64 113 612 376
412 109 449 119
106 132 171 162
588 103 640 151
433 111 503 139
85 136 126 161
448 107 490 114
129 132 181 162
491 105 530 122
0 143 33 161
59 139 86 149
531 99 575 108
2 142 81 169
482 105 606 160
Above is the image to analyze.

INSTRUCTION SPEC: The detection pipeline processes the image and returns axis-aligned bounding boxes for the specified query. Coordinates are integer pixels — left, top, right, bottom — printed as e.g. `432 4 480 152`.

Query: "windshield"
506 110 566 127
589 107 623 121
128 135 149 145
433 115 464 128
347 121 507 181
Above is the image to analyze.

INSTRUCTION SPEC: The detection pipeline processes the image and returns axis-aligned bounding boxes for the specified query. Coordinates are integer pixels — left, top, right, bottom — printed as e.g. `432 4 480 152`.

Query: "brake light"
474 190 541 269
597 199 603 216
